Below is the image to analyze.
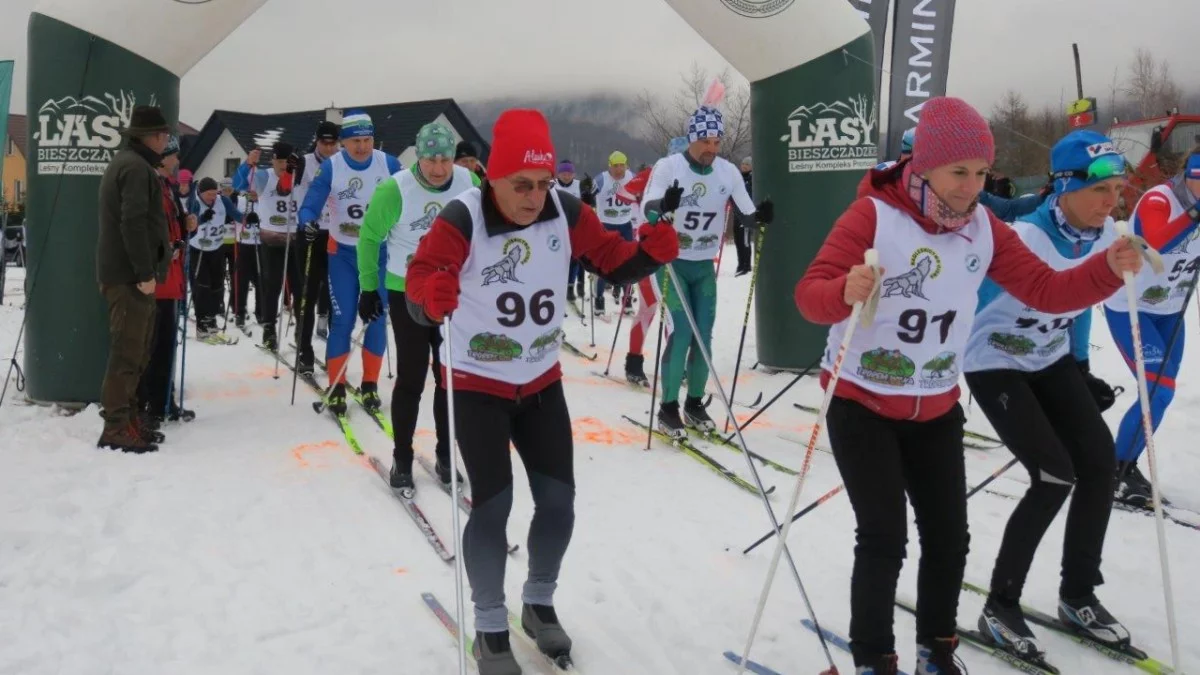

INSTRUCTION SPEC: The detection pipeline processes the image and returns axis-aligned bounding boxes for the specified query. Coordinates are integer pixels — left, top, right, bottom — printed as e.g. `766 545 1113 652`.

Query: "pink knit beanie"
910 97 995 175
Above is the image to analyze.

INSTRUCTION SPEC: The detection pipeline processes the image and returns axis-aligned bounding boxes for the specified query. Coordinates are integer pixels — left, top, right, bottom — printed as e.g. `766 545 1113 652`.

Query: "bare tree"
633 62 752 161
850 94 877 141
1124 48 1183 117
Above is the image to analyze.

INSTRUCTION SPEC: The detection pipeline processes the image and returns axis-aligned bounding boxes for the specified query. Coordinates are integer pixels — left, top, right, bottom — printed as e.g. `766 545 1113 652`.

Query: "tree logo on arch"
719 0 795 18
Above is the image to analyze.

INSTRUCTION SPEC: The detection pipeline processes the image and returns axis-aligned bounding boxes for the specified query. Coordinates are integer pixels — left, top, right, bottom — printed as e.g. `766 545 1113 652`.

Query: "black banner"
885 0 957 160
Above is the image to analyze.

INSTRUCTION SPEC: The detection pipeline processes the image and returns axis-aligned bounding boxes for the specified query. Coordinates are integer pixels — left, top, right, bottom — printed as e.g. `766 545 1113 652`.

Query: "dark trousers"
100 284 157 431
455 381 575 633
138 299 179 415
296 232 330 352
733 221 753 271
826 397 969 664
594 222 632 304
189 247 225 324
260 239 302 329
388 290 449 466
965 356 1115 602
232 243 262 321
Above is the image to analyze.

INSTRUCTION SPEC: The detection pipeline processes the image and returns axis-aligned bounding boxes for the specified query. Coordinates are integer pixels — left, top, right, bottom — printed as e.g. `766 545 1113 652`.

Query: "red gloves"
423 266 460 322
638 222 679 264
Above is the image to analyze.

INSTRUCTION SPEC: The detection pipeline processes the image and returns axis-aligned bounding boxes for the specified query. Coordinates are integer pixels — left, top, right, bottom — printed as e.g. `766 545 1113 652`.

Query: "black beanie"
197 177 219 193
454 140 478 161
272 141 294 159
315 121 339 141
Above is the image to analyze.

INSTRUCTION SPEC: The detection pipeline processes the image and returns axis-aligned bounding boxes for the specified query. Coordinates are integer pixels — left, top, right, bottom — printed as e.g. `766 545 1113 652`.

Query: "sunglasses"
506 177 556 195
1052 154 1127 182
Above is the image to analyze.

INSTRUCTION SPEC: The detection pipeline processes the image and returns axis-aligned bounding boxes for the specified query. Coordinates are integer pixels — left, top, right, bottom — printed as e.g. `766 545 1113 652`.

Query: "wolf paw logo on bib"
480 238 530 286
781 95 878 173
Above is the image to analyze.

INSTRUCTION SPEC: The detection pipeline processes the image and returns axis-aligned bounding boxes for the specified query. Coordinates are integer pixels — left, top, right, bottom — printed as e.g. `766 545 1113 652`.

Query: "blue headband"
341 111 374 139
1186 154 1200 180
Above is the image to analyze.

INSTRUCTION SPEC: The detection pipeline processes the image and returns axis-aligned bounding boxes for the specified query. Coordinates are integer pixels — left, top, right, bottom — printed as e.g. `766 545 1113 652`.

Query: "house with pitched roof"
181 99 488 184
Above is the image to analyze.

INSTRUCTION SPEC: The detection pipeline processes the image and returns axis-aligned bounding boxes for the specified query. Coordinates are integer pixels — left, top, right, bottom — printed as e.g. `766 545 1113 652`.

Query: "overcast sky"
2 0 1197 129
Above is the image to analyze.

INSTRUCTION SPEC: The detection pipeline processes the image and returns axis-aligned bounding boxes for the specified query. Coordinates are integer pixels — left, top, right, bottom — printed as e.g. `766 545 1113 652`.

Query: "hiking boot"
97 424 159 454
135 414 166 444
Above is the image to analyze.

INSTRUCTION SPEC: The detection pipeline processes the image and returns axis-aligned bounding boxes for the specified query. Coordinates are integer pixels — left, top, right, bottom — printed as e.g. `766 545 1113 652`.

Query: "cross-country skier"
292 120 340 374
189 177 244 337
589 150 637 315
964 130 1132 666
555 160 585 302
236 142 299 350
794 97 1144 675
1104 146 1200 506
230 164 263 331
404 109 679 674
616 136 688 386
356 121 480 495
298 111 402 413
641 109 767 437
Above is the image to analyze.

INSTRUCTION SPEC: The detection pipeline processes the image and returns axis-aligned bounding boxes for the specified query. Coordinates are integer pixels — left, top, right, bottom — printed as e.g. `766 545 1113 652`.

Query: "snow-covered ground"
1 250 1198 675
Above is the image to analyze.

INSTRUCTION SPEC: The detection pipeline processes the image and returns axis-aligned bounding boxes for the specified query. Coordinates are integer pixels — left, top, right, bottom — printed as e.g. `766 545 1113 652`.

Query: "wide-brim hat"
122 105 171 136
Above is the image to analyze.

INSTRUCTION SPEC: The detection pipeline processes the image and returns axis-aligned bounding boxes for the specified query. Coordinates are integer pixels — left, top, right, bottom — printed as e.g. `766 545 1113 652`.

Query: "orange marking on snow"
572 417 638 445
394 567 408 575
291 440 341 468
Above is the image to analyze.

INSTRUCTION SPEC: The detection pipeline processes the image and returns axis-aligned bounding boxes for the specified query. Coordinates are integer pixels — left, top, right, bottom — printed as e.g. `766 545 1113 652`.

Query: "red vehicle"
1108 111 1200 216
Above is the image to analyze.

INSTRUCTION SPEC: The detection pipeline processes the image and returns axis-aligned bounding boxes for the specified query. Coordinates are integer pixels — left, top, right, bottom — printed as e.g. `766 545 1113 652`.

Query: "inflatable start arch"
24 0 873 403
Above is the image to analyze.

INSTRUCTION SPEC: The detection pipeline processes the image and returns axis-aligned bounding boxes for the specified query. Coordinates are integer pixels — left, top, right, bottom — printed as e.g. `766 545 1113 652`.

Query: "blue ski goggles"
1052 154 1127 194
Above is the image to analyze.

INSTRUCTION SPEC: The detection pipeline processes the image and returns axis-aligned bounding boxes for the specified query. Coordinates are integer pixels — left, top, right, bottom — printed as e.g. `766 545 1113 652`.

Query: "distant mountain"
461 94 661 176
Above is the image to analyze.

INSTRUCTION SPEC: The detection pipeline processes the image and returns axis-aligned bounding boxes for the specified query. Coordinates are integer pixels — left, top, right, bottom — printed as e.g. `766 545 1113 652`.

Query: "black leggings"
826 396 969 665
965 356 1115 602
232 243 261 321
454 381 575 633
137 299 178 414
189 247 225 323
388 290 448 466
296 232 330 349
260 240 302 328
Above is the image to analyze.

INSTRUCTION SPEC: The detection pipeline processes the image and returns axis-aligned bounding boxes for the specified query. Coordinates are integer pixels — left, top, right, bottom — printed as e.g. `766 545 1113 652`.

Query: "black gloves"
358 291 384 323
661 180 683 214
1077 359 1122 412
246 212 260 226
200 208 215 223
303 221 321 242
756 199 774 225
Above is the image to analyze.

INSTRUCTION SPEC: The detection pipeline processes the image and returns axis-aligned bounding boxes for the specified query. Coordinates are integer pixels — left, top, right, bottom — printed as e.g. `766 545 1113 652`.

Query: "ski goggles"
1051 153 1128 183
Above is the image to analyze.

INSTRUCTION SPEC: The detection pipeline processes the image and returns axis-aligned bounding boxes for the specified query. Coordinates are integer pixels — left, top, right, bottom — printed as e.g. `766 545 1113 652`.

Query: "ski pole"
737 249 879 674
725 224 766 433
588 272 596 347
645 269 671 451
443 312 470 675
601 284 634 377
273 225 294 379
657 259 838 674
311 323 370 414
179 246 192 412
291 238 316 406
719 356 818 446
385 313 394 380
1114 221 1179 671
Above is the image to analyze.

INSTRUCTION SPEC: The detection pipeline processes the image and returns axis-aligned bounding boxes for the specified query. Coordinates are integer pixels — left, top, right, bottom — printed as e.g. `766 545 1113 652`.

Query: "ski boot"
853 653 899 675
624 353 649 387
135 413 166 444
434 456 464 486
97 423 159 454
261 323 278 351
1114 460 1152 509
166 401 196 423
566 285 576 303
326 383 348 416
657 401 687 440
1058 593 1131 647
979 594 1048 665
621 292 635 316
575 280 585 301
683 395 716 433
915 637 964 674
593 295 605 317
235 315 246 330
389 461 415 499
359 381 382 412
297 345 316 378
316 314 329 339
473 631 522 675
521 603 573 667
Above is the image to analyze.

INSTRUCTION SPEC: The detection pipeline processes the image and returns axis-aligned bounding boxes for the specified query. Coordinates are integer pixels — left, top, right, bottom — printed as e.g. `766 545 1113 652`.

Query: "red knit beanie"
910 97 995 175
487 109 556 181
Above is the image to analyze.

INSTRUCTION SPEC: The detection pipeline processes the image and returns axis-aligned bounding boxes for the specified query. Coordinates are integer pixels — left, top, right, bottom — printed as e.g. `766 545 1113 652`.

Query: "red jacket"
794 162 1124 422
157 176 185 300
406 184 663 400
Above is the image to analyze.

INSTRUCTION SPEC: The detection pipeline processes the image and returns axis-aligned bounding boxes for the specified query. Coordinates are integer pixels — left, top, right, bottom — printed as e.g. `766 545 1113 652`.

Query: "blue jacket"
976 198 1097 362
979 191 1045 222
298 150 403 225
189 194 244 224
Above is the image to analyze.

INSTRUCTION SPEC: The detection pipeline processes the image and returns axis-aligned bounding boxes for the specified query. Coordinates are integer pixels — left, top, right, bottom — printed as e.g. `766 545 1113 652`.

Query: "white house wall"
194 129 246 183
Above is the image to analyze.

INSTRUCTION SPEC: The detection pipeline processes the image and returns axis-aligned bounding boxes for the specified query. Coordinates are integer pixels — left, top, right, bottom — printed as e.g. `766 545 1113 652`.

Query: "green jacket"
96 140 169 286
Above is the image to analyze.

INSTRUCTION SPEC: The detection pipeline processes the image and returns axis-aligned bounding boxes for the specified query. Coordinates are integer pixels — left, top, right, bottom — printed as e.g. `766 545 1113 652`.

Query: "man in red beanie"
404 108 679 674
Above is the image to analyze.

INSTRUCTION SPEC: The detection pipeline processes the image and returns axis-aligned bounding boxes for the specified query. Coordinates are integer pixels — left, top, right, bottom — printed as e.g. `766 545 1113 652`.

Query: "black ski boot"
683 395 716 433
915 637 964 675
566 285 576 303
575 280 585 301
625 353 649 387
316 314 329 339
1114 460 1152 508
521 603 573 667
473 630 522 675
979 594 1046 664
657 401 686 439
1058 593 1131 647
359 381 382 412
297 344 315 377
262 323 278 351
389 460 415 499
167 401 196 422
434 457 464 486
593 294 605 317
326 383 348 415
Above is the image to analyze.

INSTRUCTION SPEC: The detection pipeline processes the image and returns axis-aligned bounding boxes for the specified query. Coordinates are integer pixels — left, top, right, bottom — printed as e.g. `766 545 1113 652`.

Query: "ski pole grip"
1114 220 1130 238
864 248 879 267
858 248 881 328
